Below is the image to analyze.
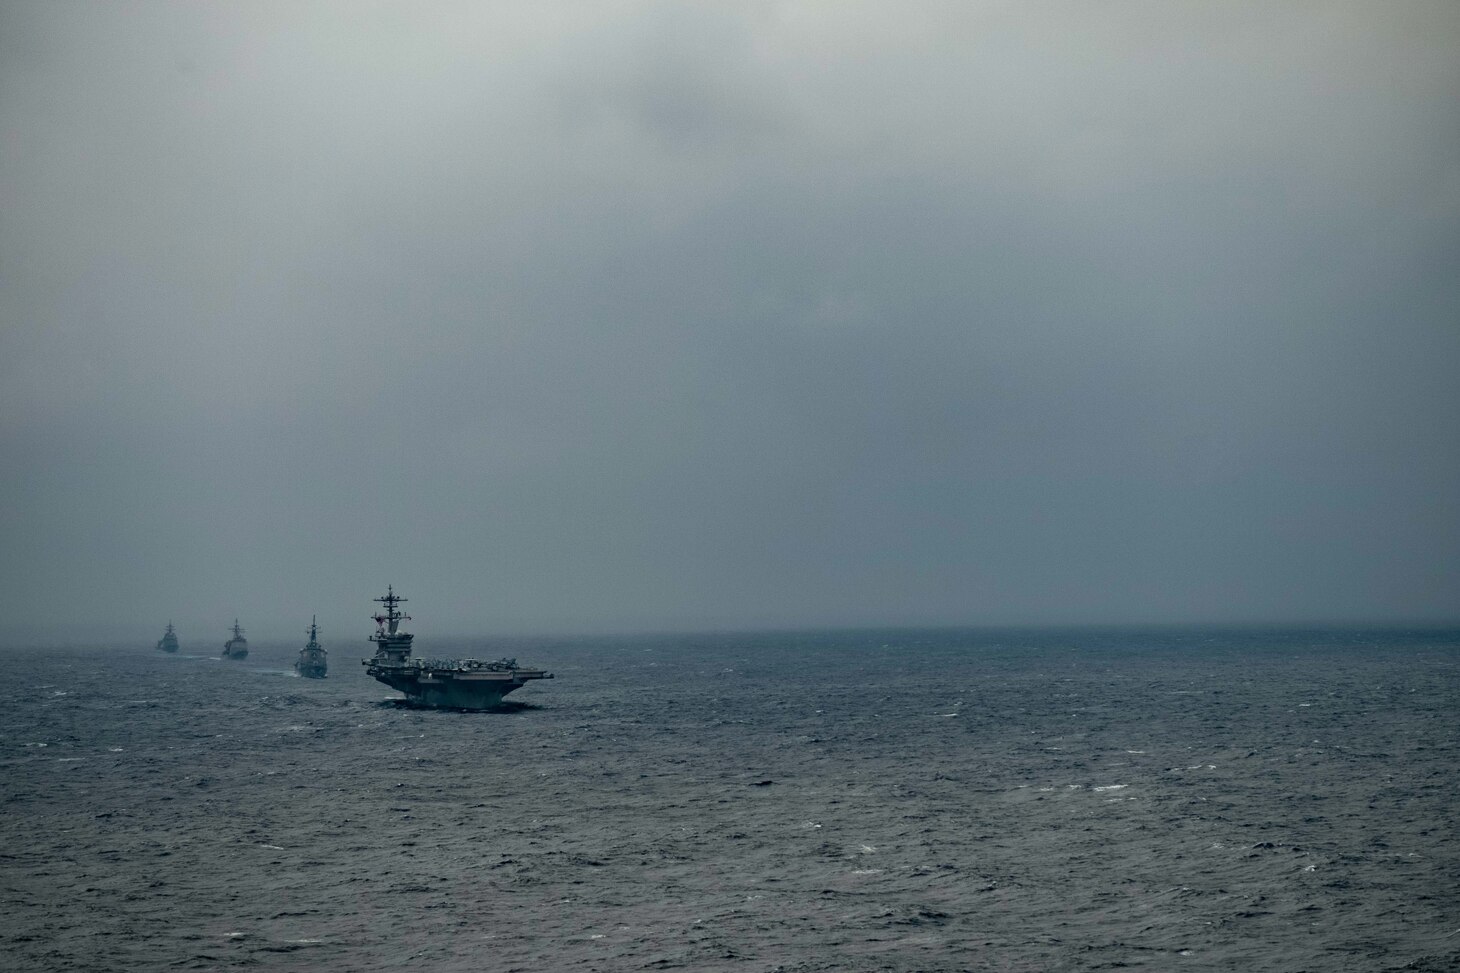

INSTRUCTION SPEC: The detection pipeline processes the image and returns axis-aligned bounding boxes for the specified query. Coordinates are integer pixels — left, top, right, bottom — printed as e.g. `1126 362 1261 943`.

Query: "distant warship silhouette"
156 622 179 653
362 587 552 710
222 620 248 660
295 615 327 678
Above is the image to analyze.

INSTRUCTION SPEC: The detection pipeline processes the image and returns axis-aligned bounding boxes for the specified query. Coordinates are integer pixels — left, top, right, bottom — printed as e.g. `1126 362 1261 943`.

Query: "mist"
3 1 1457 642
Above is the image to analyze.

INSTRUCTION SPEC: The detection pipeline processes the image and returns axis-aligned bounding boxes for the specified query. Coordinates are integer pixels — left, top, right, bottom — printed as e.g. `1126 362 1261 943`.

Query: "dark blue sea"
2 627 1457 972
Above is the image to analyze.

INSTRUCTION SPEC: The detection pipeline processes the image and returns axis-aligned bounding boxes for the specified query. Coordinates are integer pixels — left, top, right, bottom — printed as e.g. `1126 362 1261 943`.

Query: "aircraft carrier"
362 587 553 710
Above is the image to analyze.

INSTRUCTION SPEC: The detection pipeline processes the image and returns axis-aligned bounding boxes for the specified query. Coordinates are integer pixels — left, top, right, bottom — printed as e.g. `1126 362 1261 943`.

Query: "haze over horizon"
3 2 1458 643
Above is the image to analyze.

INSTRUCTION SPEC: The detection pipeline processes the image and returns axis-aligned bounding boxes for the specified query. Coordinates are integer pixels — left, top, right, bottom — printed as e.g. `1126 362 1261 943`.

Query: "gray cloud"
2 1 1457 640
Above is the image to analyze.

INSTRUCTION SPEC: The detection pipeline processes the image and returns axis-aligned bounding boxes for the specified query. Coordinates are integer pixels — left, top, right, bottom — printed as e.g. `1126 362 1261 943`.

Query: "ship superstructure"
222 619 248 660
156 622 179 653
362 586 553 710
295 615 327 678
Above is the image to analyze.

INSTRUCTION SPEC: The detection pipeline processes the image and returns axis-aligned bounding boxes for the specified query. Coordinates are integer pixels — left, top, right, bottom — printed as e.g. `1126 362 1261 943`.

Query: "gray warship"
156 622 179 653
362 587 553 710
295 615 327 678
222 619 248 660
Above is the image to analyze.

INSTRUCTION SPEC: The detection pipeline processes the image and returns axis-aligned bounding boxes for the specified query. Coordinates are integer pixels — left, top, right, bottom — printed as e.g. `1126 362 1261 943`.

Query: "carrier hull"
365 662 552 710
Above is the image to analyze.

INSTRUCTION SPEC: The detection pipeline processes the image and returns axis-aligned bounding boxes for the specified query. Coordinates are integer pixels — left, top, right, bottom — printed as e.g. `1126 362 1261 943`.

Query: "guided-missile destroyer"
362 587 552 710
295 615 327 678
222 620 248 660
156 622 179 653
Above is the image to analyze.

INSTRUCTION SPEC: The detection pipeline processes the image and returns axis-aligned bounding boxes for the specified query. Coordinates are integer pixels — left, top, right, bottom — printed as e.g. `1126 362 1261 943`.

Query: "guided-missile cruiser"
222 620 248 660
295 615 327 678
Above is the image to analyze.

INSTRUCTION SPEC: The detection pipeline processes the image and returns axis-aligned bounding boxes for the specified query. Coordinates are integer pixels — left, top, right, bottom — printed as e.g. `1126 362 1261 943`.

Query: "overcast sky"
3 1 1457 642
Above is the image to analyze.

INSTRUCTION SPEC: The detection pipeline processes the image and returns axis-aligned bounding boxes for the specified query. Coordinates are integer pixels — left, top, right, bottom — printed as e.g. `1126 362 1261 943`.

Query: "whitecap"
1094 784 1128 792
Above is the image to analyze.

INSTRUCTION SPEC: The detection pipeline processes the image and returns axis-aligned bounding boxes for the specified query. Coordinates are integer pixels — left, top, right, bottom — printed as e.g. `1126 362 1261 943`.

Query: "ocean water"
1 628 1456 972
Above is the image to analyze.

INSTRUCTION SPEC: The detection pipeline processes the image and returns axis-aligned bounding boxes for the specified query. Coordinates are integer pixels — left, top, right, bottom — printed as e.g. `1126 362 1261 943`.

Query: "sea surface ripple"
1 628 1457 972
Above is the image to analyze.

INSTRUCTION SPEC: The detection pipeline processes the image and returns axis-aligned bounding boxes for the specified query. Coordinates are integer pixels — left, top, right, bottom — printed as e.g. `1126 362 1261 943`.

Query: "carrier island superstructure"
362 587 553 710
